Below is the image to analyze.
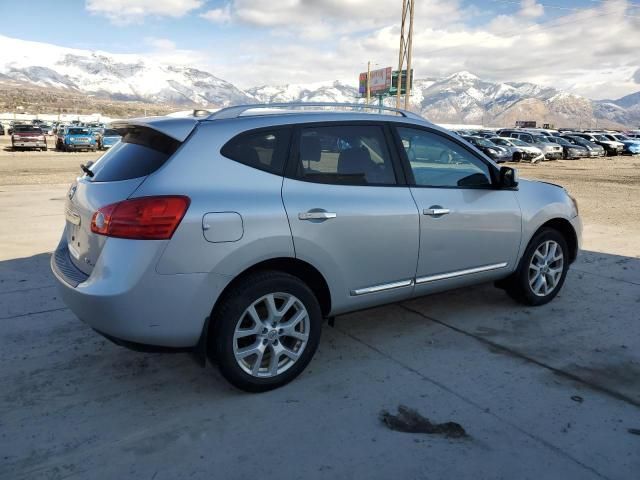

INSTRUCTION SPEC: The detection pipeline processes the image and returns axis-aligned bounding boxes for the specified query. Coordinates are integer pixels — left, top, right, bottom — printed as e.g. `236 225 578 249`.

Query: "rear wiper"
80 163 94 178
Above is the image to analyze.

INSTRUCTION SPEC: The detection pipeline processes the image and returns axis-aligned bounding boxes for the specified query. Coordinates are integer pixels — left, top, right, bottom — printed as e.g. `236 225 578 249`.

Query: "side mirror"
499 166 519 188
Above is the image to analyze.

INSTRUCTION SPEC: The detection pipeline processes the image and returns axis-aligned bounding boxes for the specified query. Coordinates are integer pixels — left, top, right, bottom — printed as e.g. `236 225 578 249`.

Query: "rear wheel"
503 228 569 306
211 271 322 392
513 152 522 162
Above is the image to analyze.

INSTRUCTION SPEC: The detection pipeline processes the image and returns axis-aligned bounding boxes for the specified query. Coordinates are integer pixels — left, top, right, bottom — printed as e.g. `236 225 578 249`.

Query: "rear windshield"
103 129 120 136
14 126 42 133
89 126 180 182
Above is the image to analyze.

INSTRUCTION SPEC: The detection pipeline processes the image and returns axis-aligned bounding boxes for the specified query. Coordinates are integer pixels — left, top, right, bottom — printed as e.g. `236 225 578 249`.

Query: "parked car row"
3 120 122 152
452 127 640 163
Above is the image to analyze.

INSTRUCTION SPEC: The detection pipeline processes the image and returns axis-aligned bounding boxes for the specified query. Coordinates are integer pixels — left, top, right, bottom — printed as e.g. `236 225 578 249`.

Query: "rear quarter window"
221 128 292 175
89 127 180 182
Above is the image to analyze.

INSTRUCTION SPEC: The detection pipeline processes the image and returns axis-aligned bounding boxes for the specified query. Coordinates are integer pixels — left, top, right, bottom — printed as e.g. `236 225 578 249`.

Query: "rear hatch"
13 127 44 142
63 123 190 275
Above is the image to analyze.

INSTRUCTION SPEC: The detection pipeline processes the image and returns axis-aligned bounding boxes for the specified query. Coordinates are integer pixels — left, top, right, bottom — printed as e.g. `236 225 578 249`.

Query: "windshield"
490 138 509 146
613 134 629 141
68 128 90 135
469 137 495 147
531 135 549 143
548 136 570 146
509 138 529 147
103 129 120 136
594 135 610 141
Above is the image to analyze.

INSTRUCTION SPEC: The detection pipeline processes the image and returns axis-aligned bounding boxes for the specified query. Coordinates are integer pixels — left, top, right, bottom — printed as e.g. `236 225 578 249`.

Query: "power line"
586 0 640 9
416 8 638 58
491 0 640 18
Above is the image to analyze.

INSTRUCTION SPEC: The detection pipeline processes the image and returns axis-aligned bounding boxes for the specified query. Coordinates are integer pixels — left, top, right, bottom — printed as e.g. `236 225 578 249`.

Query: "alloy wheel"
528 240 564 297
233 293 310 378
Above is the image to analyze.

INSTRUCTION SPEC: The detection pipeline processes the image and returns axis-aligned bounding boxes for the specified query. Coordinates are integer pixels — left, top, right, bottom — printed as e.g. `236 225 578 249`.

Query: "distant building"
515 120 536 128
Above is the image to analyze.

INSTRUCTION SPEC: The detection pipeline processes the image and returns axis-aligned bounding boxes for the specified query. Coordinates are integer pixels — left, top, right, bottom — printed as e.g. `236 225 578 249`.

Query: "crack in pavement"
0 284 57 296
0 306 68 321
572 267 640 287
398 303 640 410
334 317 612 480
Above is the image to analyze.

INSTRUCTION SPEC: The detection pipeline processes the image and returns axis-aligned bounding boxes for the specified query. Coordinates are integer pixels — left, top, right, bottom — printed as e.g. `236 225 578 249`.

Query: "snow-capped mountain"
0 35 253 106
408 71 597 126
1 35 638 127
247 81 358 104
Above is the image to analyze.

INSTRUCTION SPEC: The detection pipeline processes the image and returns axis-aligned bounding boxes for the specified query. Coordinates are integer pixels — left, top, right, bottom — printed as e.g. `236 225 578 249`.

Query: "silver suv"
52 103 582 392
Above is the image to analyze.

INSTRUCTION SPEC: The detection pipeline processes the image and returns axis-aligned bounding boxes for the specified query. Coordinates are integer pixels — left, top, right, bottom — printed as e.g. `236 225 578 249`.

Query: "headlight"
486 148 497 155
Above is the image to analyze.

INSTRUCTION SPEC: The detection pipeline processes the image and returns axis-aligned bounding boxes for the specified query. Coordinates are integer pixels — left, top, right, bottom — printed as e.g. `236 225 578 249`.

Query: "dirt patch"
380 405 468 438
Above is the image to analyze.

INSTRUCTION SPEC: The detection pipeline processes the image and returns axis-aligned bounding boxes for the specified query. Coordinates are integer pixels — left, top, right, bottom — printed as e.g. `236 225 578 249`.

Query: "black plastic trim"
52 243 89 288
96 329 194 353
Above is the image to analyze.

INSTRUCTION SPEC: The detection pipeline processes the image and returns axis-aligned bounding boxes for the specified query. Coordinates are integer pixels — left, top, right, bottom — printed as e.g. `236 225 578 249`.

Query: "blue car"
99 128 122 150
60 127 97 152
603 133 640 155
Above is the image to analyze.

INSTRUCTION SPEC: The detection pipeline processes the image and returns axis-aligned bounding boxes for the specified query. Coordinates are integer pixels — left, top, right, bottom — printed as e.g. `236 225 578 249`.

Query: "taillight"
91 196 190 240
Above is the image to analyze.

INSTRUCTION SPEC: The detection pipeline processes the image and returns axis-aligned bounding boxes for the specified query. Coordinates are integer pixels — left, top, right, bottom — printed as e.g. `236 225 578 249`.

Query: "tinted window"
221 129 291 175
14 125 42 133
295 125 396 185
103 129 120 136
68 128 90 135
397 127 491 188
89 127 179 182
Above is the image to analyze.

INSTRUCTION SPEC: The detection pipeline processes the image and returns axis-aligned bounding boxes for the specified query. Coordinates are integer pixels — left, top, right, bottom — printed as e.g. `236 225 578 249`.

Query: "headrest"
301 135 321 162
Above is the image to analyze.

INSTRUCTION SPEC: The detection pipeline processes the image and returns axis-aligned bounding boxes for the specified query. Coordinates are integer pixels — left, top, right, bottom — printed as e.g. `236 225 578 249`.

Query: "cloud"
144 37 177 50
519 0 544 18
86 0 204 25
634 68 640 84
200 5 232 24
199 0 640 99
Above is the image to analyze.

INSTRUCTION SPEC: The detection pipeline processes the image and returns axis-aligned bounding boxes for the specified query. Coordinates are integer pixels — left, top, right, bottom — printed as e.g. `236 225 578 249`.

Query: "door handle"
298 211 337 220
423 208 450 216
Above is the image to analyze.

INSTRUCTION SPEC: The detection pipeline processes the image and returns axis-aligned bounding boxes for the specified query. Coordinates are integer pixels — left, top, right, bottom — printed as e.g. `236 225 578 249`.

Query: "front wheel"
211 271 322 392
504 228 569 306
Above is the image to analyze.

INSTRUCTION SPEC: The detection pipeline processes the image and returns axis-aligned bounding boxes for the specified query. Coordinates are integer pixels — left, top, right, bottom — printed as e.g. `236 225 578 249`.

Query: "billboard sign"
359 67 392 96
390 69 413 95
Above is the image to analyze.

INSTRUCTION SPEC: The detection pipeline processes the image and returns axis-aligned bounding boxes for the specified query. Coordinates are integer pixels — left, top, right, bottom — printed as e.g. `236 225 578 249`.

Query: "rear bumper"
13 141 46 148
51 235 232 348
545 152 563 160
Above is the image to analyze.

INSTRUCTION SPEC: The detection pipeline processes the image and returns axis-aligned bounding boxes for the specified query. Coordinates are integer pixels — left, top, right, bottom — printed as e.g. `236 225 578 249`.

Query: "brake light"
91 196 190 240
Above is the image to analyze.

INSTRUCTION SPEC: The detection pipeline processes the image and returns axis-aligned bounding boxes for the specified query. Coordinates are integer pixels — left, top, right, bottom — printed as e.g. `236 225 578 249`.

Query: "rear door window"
293 125 397 185
89 126 180 182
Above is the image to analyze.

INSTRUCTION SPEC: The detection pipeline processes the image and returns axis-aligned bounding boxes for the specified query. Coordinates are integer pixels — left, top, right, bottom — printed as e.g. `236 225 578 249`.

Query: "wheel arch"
535 218 579 263
210 257 332 323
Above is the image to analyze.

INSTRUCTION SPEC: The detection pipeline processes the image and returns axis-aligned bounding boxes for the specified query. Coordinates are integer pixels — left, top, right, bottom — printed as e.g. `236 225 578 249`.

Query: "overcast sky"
1 0 639 99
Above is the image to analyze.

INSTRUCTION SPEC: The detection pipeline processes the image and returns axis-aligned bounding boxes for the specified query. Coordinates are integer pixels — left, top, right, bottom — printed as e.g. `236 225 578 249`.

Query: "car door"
392 125 522 296
282 122 420 315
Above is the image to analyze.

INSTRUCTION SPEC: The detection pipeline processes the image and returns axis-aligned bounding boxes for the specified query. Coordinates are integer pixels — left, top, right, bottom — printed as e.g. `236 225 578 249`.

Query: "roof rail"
205 102 423 121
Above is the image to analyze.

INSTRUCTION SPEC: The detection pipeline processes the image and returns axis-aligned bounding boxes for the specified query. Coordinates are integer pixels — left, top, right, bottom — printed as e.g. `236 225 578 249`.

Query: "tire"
513 152 522 162
504 228 569 306
211 271 322 392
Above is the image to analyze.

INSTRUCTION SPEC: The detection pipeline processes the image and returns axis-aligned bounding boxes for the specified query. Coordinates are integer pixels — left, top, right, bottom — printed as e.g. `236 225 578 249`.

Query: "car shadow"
0 249 638 408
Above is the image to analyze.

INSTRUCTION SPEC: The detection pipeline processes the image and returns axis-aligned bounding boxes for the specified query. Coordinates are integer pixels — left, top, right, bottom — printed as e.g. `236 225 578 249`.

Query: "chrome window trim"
351 279 414 296
416 262 508 284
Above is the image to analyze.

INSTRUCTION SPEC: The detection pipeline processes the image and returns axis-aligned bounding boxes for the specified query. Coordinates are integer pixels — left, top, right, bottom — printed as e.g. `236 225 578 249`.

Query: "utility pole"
366 61 371 105
396 0 415 110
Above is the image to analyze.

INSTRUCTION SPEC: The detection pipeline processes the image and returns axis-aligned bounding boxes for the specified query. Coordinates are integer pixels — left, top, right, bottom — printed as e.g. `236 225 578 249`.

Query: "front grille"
52 244 89 287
